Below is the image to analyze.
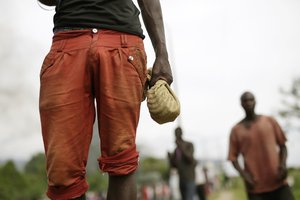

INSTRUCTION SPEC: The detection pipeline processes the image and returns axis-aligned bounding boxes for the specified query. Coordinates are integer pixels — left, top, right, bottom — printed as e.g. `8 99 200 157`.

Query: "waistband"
51 28 144 52
53 27 87 33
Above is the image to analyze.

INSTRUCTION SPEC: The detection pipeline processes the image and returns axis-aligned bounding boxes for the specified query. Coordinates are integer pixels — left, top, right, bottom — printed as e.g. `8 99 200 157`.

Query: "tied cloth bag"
146 69 180 124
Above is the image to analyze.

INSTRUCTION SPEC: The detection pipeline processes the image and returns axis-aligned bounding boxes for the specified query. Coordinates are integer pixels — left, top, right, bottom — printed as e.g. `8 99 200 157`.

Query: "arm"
137 0 173 87
38 0 57 6
178 142 194 163
232 160 254 189
167 152 177 168
269 117 288 180
278 144 288 180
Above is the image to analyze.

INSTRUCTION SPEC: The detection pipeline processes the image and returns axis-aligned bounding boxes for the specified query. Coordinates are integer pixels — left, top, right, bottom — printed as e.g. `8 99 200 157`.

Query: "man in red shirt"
228 91 295 200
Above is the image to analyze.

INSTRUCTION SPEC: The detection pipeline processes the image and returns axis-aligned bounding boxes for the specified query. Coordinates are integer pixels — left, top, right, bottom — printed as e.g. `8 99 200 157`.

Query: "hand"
277 165 288 181
149 57 173 87
176 139 183 149
167 152 172 158
241 171 255 190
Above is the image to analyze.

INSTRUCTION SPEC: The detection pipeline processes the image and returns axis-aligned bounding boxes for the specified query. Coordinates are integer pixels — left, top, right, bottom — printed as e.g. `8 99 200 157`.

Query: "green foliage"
87 171 108 192
207 176 247 200
208 170 300 200
279 78 300 130
230 176 245 190
86 156 171 193
0 161 28 200
0 154 173 199
140 157 166 171
4 153 299 200
0 153 48 200
24 153 46 176
23 153 48 199
289 168 300 199
226 177 247 200
137 156 169 184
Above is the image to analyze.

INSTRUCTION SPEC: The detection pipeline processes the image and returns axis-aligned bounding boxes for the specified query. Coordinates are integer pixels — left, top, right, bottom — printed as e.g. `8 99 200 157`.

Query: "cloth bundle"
146 69 180 124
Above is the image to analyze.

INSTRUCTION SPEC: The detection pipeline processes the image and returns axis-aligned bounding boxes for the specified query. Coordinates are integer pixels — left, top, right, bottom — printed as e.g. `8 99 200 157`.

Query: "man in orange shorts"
38 0 173 199
228 91 295 200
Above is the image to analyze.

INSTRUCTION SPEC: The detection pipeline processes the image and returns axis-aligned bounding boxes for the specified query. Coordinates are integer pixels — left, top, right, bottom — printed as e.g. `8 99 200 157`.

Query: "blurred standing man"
228 91 295 200
37 0 173 199
168 127 196 200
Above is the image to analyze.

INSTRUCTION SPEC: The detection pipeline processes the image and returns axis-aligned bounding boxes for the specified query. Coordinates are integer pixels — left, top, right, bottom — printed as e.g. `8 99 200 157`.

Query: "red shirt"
228 115 287 193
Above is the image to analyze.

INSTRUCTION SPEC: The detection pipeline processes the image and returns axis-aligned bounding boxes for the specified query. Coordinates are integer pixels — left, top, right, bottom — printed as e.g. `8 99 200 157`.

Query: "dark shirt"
170 141 196 182
53 0 144 38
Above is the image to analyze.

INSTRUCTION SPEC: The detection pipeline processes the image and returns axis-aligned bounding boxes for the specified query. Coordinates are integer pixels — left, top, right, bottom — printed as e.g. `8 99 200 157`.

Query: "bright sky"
1 0 300 171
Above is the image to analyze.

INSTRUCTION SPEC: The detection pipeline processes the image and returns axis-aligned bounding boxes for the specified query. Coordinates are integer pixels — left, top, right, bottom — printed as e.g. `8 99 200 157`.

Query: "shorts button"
92 28 98 33
128 56 134 61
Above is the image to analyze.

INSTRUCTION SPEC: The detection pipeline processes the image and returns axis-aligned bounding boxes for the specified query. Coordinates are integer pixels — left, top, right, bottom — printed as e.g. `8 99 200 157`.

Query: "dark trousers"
195 184 206 200
179 180 195 200
248 185 295 200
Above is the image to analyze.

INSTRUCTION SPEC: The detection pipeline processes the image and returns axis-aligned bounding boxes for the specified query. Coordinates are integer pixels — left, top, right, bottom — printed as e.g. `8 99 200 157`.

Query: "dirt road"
215 190 234 200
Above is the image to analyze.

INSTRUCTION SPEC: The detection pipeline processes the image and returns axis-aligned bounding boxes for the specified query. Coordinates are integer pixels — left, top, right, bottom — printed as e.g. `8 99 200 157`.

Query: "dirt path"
215 190 234 200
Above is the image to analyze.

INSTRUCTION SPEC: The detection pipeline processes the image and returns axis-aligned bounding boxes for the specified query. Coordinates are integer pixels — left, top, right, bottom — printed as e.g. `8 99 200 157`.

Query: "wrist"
239 170 247 177
279 160 286 167
279 164 286 169
154 45 168 58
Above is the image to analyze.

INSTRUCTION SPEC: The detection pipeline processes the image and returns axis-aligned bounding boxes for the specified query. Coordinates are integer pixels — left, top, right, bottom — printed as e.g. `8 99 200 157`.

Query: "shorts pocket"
126 47 148 100
40 50 63 79
127 47 147 83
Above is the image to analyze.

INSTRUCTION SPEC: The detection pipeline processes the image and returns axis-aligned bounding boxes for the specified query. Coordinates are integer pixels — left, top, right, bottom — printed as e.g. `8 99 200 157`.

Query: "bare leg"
107 172 137 200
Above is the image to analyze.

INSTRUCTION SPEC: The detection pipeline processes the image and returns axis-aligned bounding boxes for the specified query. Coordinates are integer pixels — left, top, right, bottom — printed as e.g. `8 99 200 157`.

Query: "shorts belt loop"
91 29 99 41
57 40 66 52
121 35 128 47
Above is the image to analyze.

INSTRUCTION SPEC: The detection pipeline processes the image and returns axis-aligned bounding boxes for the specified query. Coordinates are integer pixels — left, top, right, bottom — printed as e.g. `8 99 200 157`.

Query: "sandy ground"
215 190 234 200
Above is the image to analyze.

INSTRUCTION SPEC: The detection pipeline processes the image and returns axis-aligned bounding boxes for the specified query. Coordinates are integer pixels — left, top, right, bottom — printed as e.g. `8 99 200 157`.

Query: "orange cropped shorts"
39 29 147 200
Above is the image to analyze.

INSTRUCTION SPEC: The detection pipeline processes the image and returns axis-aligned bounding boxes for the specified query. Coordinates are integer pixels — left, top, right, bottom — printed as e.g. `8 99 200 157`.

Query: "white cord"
36 0 55 11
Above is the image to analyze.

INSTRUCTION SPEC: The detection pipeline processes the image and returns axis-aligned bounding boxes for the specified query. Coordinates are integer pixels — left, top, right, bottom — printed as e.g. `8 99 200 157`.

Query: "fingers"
149 72 173 87
278 168 288 181
149 58 173 87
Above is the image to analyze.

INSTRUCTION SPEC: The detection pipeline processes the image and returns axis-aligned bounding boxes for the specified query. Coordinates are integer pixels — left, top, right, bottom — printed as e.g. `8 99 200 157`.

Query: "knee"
99 145 139 176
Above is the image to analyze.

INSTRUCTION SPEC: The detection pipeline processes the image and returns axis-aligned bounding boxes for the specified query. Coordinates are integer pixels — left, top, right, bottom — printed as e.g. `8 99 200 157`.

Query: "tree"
137 156 169 184
23 153 48 200
0 161 28 200
279 78 300 131
87 171 108 193
24 153 46 177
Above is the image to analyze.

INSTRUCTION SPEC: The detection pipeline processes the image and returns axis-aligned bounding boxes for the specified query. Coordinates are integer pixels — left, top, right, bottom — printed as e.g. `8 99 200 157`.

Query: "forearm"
168 155 177 168
279 145 287 168
232 160 255 188
137 0 168 58
277 144 288 180
38 0 57 6
232 160 244 176
137 0 173 85
180 145 194 163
